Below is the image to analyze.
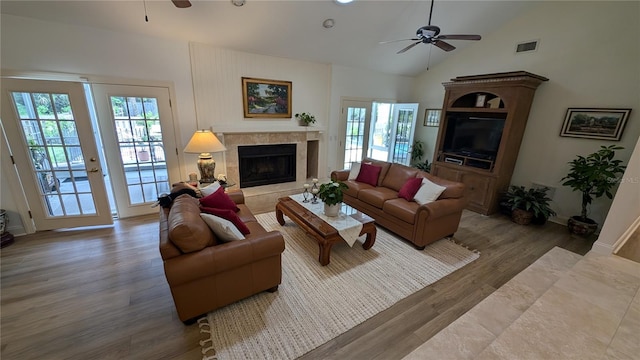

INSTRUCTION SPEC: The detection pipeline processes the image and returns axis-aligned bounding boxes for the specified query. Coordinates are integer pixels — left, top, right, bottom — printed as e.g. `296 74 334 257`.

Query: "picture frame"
475 94 487 108
242 77 292 118
560 108 631 141
423 109 442 127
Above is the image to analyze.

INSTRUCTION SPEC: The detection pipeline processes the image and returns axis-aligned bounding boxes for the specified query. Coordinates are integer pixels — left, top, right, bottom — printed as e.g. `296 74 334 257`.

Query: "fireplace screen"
238 144 296 188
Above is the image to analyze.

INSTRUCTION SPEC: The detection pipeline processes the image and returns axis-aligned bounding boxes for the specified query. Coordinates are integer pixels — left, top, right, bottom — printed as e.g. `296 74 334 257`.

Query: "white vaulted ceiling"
0 0 536 76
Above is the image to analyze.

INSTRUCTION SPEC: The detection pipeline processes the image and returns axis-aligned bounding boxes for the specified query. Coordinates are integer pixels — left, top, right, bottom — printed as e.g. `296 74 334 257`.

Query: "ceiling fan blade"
378 39 420 44
397 41 422 54
379 38 420 45
433 40 456 52
172 0 192 8
437 34 481 41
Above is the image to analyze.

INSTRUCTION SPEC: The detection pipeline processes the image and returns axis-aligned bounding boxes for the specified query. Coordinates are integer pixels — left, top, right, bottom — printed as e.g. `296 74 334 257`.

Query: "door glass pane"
109 95 170 205
392 109 414 165
368 103 392 161
12 91 98 217
344 107 366 169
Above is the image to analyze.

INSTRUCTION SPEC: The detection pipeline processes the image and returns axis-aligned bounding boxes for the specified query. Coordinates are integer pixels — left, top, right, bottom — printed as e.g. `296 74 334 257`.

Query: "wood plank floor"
0 211 594 359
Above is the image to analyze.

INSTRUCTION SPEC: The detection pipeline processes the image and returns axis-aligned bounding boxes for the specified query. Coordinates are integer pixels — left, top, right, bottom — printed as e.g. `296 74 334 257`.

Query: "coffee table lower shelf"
275 197 376 266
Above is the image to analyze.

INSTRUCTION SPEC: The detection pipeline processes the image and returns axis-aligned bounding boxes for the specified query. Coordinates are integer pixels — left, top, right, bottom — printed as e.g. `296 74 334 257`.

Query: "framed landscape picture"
242 77 292 118
560 108 631 141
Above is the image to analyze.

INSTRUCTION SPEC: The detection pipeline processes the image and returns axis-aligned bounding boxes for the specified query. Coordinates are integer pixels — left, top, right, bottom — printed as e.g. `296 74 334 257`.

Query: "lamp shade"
183 130 227 154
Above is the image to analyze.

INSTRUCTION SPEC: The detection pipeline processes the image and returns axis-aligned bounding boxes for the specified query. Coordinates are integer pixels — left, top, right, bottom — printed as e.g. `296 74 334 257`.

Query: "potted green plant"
295 112 316 126
504 185 556 225
561 145 626 236
317 180 348 217
410 140 431 172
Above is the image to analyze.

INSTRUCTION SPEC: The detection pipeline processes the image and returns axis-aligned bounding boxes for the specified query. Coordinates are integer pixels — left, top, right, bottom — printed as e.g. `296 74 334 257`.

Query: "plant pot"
324 203 341 217
567 216 598 237
511 208 533 225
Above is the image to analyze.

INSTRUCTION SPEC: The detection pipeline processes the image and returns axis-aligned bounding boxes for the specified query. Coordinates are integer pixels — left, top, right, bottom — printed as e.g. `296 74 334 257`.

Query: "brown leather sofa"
331 158 467 249
159 189 285 323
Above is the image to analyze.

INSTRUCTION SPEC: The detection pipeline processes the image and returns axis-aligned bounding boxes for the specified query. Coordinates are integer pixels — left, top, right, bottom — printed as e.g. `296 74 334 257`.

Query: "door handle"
89 168 100 173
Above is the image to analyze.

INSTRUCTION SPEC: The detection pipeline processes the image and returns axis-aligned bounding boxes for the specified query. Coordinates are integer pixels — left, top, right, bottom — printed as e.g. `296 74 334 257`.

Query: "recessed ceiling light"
334 0 354 4
231 0 245 6
322 19 335 29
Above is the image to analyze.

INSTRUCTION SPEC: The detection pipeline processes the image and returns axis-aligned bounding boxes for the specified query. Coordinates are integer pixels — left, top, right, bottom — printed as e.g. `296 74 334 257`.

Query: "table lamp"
183 130 227 183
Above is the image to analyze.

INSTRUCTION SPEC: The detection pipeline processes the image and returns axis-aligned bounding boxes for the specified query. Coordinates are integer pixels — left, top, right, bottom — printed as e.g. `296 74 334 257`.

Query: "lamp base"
197 153 217 183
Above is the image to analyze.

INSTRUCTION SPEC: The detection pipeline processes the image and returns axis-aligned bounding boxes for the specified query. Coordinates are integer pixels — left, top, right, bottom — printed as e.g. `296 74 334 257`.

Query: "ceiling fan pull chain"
143 0 149 22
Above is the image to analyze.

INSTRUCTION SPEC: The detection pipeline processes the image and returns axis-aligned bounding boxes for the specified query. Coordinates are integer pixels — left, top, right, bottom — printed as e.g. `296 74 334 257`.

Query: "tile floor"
403 247 640 360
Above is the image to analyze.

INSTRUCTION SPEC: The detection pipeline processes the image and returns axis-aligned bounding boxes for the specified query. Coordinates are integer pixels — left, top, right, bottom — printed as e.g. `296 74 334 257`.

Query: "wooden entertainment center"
431 71 548 215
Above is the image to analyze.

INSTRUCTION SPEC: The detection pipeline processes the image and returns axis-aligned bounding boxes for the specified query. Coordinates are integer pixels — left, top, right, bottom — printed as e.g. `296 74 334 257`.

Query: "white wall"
593 136 640 254
328 64 414 174
412 1 640 226
188 43 331 176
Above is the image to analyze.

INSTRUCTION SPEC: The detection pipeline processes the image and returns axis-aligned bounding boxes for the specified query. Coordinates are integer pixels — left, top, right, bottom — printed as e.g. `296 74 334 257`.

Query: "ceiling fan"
381 0 481 54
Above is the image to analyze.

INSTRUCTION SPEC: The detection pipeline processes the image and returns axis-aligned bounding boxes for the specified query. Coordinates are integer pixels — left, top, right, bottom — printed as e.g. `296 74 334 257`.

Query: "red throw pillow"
200 206 251 235
199 187 240 212
398 177 423 201
355 163 382 187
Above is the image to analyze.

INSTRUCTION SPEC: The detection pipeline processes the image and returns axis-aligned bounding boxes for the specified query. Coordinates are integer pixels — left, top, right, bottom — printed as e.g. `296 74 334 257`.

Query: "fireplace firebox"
238 144 296 188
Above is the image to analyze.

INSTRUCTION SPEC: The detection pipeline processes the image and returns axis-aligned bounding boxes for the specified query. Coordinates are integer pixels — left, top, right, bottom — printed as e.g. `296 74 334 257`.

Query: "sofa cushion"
398 177 423 201
342 180 373 198
355 163 382 187
417 172 465 199
358 187 398 208
363 158 392 186
236 204 258 223
414 178 447 205
382 164 419 191
200 213 245 242
168 194 216 253
383 198 419 224
200 206 251 235
199 187 240 212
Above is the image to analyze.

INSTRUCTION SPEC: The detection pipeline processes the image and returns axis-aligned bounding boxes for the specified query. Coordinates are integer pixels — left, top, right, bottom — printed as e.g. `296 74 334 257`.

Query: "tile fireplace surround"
219 131 321 213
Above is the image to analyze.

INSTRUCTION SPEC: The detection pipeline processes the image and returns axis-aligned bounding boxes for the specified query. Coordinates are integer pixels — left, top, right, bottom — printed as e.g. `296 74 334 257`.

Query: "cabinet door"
461 172 494 212
432 165 461 182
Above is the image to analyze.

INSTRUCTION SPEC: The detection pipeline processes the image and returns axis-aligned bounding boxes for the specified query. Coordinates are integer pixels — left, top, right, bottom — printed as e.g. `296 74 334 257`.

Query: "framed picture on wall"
242 77 292 118
560 108 631 141
423 109 442 127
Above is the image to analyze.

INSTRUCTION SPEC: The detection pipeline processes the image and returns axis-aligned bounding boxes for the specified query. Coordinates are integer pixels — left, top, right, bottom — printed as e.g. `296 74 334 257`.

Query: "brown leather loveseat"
159 189 285 323
331 158 467 249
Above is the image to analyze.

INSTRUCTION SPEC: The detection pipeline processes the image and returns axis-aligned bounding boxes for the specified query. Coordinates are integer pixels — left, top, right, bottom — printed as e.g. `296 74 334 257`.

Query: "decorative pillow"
414 178 447 205
348 162 362 180
355 163 382 187
168 195 216 253
200 213 245 242
199 187 240 212
200 206 250 235
200 182 221 197
398 177 423 201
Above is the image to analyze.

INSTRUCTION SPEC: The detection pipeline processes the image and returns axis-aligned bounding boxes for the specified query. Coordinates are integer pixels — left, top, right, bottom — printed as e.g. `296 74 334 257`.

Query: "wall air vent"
515 40 539 53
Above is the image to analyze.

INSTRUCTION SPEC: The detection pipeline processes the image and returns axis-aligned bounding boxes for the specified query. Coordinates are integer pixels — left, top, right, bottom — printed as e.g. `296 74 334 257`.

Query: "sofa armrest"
331 169 350 181
417 197 468 221
163 230 285 286
227 189 245 204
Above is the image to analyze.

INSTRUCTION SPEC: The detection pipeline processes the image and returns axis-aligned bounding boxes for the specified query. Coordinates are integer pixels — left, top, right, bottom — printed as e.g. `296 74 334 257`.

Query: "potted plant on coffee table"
504 185 556 225
318 180 348 217
561 145 626 236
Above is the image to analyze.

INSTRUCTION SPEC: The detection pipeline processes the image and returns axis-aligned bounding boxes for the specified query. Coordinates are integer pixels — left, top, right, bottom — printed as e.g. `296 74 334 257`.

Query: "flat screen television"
443 116 506 160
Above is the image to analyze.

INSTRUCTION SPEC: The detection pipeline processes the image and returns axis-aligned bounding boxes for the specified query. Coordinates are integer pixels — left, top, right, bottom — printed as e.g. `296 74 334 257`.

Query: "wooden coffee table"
275 197 376 266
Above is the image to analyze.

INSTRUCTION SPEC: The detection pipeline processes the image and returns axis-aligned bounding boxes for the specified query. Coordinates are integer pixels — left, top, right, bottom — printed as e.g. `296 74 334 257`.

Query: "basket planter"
567 216 598 237
511 208 533 225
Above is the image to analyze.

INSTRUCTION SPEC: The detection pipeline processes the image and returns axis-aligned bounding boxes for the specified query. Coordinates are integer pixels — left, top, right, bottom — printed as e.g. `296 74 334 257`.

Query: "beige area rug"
199 212 479 360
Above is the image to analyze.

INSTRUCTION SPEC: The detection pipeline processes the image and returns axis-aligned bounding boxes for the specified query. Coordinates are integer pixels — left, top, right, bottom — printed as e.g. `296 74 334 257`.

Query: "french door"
1 79 113 230
340 99 418 169
92 84 180 218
